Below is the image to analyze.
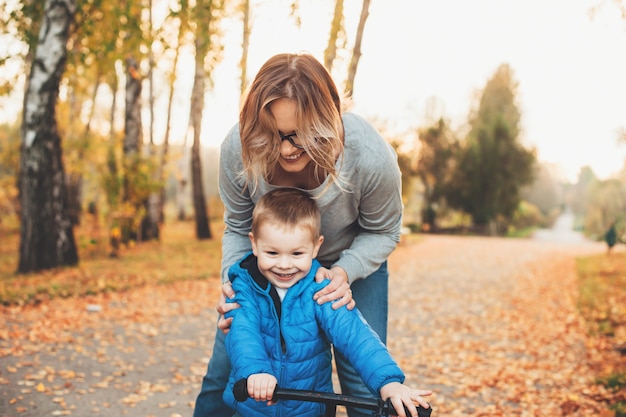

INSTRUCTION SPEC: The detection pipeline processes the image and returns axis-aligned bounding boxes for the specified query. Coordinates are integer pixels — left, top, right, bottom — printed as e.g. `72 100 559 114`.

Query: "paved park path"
0 221 615 417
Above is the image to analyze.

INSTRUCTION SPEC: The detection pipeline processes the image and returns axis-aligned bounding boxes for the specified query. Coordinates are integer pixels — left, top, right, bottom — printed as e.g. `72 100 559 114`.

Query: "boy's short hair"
252 188 321 241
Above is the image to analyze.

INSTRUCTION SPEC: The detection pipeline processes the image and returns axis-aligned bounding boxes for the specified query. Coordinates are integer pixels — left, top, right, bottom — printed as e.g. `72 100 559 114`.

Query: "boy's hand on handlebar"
380 382 432 417
313 266 356 310
216 282 240 334
247 373 278 405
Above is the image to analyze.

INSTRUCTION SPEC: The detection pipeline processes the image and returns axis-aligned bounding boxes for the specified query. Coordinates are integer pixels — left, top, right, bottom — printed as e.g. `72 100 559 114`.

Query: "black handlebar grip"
416 403 433 417
233 378 250 402
387 399 432 417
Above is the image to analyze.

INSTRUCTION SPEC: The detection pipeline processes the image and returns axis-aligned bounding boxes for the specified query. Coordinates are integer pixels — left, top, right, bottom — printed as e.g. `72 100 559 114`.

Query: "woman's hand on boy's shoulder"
313 266 355 310
217 282 240 334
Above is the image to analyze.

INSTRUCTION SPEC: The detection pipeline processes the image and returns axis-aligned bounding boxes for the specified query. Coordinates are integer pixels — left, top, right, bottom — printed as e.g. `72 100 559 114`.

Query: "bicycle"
233 378 433 417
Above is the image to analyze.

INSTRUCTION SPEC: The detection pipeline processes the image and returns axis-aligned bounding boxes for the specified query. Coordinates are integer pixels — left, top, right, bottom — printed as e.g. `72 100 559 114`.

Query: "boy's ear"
313 235 324 258
249 232 258 255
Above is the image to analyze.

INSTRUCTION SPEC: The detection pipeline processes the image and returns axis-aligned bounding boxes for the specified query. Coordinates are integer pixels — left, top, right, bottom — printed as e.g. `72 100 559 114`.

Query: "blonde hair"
251 188 321 242
240 53 344 191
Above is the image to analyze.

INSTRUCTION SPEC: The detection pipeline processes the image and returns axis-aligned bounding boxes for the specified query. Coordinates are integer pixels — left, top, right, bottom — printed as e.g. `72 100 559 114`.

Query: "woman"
193 52 403 417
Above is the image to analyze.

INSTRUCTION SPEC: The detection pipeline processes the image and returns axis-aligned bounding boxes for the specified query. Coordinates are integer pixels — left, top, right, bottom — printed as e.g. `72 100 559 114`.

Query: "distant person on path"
193 52 404 417
605 222 617 255
222 188 431 417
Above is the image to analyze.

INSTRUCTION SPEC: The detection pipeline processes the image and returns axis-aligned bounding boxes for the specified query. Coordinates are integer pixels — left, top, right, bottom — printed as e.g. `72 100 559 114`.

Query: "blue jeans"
192 262 389 417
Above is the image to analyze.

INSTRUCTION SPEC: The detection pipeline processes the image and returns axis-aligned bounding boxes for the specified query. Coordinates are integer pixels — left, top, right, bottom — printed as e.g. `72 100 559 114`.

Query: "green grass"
577 254 626 337
0 217 222 306
576 251 626 413
505 226 537 238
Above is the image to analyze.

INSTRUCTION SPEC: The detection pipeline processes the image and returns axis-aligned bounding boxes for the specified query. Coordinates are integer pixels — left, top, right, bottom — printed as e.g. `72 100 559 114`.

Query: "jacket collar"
240 253 269 291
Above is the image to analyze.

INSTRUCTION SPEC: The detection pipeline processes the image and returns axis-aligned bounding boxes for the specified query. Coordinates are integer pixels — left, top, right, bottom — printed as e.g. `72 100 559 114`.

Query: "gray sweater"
218 113 403 284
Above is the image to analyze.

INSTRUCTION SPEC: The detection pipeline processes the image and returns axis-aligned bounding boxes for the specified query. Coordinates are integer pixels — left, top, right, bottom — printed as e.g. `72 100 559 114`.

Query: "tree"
569 165 597 218
0 123 21 223
444 64 536 233
155 0 191 223
18 0 78 272
521 162 563 220
121 56 160 242
187 0 225 239
189 37 211 239
324 0 344 72
59 1 124 227
416 118 457 230
583 178 625 240
239 0 251 99
388 140 414 205
123 57 143 172
322 0 370 98
344 0 370 99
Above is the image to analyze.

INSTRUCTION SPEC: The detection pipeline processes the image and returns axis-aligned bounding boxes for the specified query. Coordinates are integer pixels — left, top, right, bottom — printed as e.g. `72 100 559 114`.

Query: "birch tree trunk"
121 56 142 243
123 57 142 157
18 0 78 273
122 57 160 242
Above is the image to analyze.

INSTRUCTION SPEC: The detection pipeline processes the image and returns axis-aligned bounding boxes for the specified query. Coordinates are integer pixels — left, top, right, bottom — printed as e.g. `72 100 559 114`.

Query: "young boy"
222 188 432 417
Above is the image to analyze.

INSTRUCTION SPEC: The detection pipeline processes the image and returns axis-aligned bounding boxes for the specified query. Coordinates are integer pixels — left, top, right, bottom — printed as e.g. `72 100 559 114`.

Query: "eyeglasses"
279 132 305 149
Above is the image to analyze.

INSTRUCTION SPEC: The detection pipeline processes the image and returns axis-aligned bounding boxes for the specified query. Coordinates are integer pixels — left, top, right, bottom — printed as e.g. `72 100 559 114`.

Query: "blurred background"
1 0 625 273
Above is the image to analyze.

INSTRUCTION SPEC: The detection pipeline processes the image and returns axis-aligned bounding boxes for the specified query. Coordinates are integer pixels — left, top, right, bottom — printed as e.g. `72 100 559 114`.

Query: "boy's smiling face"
249 222 323 290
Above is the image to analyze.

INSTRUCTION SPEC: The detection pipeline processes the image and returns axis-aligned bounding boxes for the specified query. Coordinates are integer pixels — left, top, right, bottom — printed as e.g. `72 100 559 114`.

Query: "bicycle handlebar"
233 378 432 417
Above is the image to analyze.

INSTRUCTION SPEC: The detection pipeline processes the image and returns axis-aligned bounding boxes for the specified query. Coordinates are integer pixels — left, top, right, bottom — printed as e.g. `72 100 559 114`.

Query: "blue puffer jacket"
222 253 405 417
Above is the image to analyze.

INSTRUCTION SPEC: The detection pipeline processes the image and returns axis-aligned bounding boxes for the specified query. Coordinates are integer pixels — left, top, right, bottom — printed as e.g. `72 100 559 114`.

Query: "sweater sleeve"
315 286 405 394
218 125 254 284
333 114 403 282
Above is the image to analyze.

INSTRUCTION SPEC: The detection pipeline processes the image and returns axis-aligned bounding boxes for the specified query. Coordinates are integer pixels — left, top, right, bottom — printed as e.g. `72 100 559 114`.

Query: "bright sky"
2 0 624 183
201 0 626 182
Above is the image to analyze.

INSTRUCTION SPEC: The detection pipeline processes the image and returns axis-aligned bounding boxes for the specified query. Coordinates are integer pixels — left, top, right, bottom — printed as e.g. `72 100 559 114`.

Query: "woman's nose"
280 138 298 153
280 140 289 153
